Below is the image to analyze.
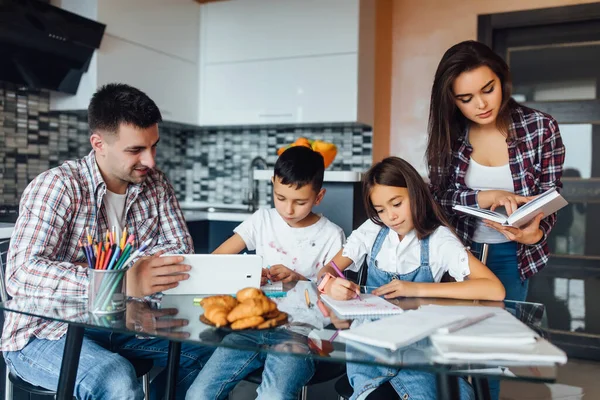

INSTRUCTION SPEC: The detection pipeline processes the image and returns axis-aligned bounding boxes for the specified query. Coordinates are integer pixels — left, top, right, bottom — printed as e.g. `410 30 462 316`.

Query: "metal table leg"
436 372 460 400
473 376 492 400
164 341 181 400
56 324 85 400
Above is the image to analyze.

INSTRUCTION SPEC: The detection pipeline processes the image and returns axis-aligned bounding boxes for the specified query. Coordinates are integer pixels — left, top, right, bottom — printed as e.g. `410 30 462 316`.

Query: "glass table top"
0 282 559 382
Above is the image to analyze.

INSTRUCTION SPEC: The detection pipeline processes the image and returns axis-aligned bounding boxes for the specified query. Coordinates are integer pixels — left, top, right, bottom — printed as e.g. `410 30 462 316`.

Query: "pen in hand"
329 261 360 299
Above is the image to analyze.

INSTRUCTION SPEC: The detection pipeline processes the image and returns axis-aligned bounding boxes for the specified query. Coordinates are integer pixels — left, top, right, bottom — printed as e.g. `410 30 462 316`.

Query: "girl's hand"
372 280 420 299
490 193 536 216
325 277 360 300
484 213 544 245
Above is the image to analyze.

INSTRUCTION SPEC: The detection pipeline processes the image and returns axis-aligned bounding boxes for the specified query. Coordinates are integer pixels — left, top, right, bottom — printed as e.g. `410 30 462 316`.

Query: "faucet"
244 156 268 212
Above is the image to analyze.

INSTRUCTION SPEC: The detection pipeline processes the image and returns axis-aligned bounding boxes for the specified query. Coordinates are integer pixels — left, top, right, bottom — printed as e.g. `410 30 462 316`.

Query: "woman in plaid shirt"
426 41 565 303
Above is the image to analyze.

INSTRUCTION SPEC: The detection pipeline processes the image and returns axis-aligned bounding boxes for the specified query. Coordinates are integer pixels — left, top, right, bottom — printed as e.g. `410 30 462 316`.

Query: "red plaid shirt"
2 151 193 351
430 105 565 281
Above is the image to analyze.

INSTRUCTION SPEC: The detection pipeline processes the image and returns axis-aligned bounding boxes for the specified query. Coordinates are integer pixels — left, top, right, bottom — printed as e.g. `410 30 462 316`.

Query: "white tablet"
161 254 262 295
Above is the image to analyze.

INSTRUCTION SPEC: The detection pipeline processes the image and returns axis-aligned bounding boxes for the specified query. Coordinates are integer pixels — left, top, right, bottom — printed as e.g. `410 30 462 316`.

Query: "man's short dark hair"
274 146 325 192
88 83 162 134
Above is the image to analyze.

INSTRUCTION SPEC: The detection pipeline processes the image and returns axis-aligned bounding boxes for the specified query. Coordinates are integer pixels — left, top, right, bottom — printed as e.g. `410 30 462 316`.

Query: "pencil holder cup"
88 268 127 314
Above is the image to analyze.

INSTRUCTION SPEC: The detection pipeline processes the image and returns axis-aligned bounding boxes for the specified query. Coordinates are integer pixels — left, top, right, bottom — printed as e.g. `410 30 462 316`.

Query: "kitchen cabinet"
200 0 358 63
198 0 374 126
50 0 199 125
200 54 358 125
187 220 243 254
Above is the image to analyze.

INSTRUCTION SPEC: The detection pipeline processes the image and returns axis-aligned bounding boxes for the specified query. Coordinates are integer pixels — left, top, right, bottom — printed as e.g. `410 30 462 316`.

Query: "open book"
453 187 567 228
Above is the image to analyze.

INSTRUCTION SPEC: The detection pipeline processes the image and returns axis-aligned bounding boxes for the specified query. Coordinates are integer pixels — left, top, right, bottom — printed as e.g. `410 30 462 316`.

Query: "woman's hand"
484 213 544 245
325 277 360 300
490 193 537 216
372 280 420 299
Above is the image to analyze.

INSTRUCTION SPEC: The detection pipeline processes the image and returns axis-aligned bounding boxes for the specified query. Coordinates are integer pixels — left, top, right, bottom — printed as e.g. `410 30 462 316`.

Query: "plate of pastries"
199 287 288 330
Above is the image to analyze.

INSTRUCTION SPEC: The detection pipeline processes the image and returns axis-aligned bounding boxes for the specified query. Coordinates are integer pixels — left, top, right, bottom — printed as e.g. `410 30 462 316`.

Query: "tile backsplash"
0 82 372 210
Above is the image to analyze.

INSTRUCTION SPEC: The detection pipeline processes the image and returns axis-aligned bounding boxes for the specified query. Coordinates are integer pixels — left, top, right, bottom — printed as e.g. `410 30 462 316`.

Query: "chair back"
0 239 9 302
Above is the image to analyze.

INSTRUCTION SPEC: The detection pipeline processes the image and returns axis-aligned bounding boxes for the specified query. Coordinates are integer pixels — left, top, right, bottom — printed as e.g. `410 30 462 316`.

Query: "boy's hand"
269 264 304 283
261 268 270 286
326 277 360 300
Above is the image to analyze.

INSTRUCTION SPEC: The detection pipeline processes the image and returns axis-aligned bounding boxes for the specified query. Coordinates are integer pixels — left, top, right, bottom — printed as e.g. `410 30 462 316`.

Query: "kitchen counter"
254 170 362 182
0 223 15 240
182 209 252 223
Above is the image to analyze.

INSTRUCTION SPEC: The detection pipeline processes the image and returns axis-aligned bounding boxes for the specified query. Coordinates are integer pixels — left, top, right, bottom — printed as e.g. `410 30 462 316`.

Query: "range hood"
0 0 105 94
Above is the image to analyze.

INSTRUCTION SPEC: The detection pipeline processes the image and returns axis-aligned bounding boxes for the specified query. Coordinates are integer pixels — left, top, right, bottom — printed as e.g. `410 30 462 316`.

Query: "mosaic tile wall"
0 82 373 210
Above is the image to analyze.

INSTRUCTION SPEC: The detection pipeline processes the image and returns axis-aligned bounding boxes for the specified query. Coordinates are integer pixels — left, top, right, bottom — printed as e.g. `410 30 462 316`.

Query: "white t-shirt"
342 220 470 282
103 190 127 230
234 208 346 281
464 158 513 244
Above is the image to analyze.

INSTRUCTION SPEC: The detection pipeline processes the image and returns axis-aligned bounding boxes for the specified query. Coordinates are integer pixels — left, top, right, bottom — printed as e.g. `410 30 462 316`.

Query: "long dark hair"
426 40 518 189
363 157 452 239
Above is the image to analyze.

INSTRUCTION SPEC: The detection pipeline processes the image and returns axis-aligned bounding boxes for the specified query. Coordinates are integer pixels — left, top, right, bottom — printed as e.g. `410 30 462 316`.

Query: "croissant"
236 287 264 302
227 297 277 323
200 295 238 310
203 305 229 327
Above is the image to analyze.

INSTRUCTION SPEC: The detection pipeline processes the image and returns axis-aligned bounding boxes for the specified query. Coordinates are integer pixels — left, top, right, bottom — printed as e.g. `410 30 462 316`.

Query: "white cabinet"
97 36 198 124
50 0 200 125
201 0 358 63
201 54 357 125
198 0 373 126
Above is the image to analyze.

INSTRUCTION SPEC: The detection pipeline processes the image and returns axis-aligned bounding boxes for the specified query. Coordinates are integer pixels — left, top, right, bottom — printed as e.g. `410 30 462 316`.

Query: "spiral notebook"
319 294 403 318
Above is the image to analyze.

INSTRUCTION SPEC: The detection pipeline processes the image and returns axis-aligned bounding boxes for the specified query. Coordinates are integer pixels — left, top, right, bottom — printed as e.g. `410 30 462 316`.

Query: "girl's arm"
372 252 506 301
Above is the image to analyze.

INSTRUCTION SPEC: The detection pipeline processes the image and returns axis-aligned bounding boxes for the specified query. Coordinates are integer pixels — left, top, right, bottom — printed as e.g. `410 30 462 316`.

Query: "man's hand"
269 264 306 283
126 252 191 297
126 301 190 339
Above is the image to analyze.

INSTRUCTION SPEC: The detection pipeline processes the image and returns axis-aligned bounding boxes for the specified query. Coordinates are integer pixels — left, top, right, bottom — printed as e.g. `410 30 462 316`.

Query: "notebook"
319 294 403 318
425 306 538 346
339 311 466 350
431 337 567 364
453 187 567 228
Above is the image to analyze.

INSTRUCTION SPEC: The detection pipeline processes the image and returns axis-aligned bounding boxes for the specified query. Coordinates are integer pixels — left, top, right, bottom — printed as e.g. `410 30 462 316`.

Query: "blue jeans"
347 362 474 400
186 329 315 400
471 241 529 302
3 329 214 400
471 241 528 400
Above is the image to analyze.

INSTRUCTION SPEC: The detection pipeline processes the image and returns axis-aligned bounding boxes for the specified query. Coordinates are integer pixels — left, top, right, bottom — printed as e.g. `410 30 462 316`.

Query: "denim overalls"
347 227 474 400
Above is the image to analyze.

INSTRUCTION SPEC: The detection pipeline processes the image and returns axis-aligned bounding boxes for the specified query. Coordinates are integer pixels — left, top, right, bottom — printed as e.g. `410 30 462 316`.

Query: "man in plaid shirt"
2 84 213 399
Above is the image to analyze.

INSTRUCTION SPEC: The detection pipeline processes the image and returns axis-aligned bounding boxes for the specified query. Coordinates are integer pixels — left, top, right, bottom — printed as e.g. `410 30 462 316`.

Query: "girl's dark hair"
362 157 452 239
426 40 519 189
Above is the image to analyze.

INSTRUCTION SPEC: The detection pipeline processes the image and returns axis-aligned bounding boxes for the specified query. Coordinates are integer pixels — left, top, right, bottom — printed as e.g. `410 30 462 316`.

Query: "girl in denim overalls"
317 157 506 400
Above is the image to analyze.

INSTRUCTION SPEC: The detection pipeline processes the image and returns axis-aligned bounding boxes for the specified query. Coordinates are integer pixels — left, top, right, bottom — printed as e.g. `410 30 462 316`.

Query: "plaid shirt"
430 105 565 281
2 151 193 351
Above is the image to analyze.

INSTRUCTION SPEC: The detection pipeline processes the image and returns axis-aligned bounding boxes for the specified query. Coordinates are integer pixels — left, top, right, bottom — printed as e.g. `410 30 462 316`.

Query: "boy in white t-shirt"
186 146 346 400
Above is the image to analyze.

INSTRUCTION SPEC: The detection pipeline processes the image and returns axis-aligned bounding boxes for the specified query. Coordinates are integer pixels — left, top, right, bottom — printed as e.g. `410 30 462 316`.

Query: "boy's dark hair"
88 83 162 135
362 157 453 240
274 146 325 192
